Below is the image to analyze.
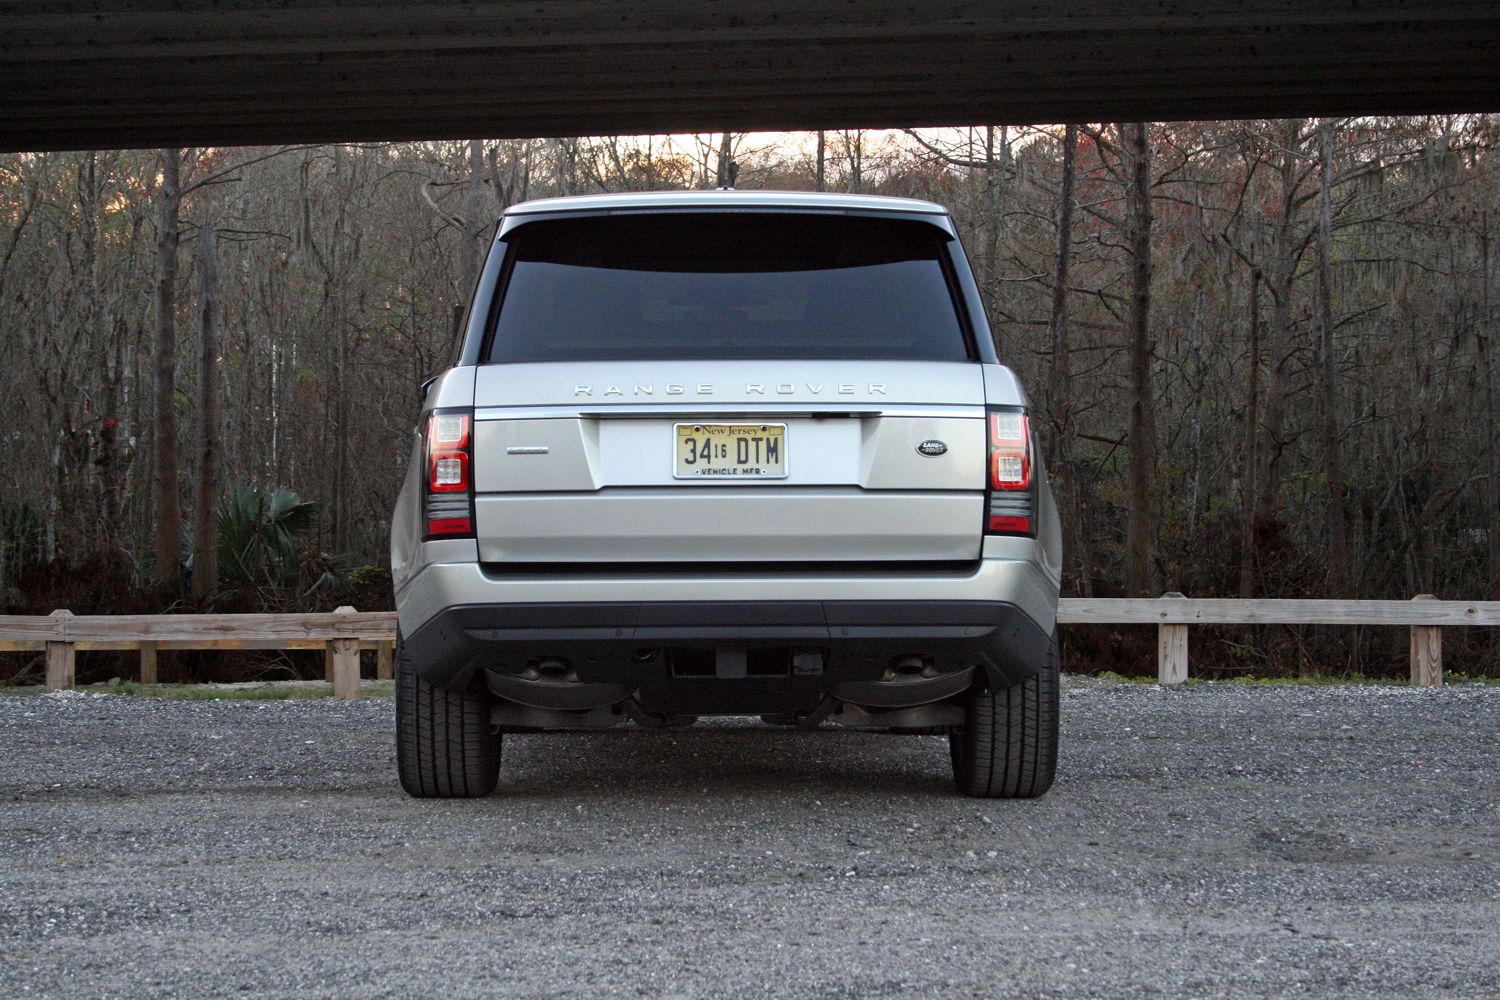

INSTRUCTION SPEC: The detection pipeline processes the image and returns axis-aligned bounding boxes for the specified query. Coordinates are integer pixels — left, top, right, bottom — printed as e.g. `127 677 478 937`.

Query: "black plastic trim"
402 599 1052 714
479 560 983 578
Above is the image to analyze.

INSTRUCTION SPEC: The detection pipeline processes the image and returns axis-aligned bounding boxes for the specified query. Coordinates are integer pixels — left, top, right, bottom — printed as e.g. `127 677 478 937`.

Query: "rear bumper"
402 597 1051 716
395 545 1059 716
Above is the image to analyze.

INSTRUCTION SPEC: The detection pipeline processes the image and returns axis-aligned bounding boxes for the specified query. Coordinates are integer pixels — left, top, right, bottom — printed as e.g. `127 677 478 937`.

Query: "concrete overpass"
2 1 1498 152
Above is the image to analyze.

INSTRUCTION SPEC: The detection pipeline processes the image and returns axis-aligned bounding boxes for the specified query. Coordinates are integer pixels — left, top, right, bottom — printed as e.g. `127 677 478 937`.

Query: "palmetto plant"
216 484 320 590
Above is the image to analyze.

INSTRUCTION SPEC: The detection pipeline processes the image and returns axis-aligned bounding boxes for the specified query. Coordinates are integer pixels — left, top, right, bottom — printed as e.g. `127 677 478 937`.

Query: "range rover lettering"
391 191 1063 798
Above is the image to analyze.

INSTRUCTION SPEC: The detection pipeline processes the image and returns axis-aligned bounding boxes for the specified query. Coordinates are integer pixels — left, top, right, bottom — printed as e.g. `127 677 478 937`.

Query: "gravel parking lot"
2 681 1497 999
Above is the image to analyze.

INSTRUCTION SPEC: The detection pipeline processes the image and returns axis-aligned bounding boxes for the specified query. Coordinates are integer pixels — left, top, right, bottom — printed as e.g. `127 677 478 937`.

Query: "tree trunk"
1239 270 1262 598
815 131 826 191
1124 123 1156 597
461 138 487 303
85 152 123 553
152 148 184 586
842 131 864 192
1256 120 1303 524
1316 118 1351 594
980 125 1003 302
1047 124 1089 596
191 227 220 600
715 133 737 188
1481 210 1499 598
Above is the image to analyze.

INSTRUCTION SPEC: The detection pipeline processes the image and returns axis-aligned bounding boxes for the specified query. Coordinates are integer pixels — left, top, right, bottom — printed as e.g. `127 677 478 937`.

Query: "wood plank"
54 611 397 643
1156 593 1189 686
74 638 396 651
376 641 394 681
0 616 68 643
139 641 158 685
1409 596 1444 687
44 610 74 692
331 639 361 698
1 599 1496 663
330 607 360 698
1057 598 1500 627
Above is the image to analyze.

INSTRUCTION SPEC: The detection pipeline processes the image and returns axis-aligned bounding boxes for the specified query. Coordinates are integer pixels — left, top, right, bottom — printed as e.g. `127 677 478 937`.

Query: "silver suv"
391 192 1062 798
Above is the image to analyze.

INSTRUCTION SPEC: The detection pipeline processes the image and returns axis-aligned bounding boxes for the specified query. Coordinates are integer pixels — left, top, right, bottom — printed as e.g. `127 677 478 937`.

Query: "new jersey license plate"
674 423 787 479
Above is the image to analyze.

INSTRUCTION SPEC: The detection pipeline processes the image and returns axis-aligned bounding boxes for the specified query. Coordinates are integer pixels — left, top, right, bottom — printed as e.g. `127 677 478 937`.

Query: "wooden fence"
2 595 1497 698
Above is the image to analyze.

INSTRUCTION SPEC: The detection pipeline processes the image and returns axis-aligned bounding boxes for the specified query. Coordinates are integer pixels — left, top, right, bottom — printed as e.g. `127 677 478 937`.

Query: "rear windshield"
485 213 970 362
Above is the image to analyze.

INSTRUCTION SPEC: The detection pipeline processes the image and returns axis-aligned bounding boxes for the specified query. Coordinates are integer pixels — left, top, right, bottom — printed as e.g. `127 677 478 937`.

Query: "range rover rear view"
391 191 1063 798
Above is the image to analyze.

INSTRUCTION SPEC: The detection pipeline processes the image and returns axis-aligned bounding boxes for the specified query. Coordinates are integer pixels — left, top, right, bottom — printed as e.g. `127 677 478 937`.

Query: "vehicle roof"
502 190 950 218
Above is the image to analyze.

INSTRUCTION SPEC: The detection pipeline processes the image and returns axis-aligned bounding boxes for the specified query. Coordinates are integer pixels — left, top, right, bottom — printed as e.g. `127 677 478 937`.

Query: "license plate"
674 423 787 479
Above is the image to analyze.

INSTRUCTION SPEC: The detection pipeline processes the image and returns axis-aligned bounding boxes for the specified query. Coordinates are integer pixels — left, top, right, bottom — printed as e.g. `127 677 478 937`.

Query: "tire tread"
949 633 1059 798
396 636 500 798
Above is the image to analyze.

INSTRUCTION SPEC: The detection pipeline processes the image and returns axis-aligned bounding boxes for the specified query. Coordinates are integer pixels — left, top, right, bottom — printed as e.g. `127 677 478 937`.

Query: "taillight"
424 408 474 538
986 408 1035 536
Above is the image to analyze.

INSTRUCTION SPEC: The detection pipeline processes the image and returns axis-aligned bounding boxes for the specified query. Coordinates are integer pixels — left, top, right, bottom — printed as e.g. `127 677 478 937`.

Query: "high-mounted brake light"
424 409 474 538
986 408 1035 536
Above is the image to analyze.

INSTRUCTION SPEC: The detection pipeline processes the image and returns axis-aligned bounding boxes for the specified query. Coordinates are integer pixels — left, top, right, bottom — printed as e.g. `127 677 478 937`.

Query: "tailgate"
471 361 987 563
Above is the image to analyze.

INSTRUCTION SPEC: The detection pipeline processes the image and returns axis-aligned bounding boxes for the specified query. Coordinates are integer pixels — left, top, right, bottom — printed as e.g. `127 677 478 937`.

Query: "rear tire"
949 632 1059 798
395 634 501 798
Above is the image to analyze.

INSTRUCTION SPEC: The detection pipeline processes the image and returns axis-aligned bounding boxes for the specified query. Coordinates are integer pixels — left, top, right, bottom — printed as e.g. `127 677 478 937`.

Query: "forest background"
2 119 1497 681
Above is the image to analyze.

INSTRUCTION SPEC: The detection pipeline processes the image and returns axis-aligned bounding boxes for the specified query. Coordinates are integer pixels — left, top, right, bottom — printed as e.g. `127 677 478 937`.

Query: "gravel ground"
1 681 1498 999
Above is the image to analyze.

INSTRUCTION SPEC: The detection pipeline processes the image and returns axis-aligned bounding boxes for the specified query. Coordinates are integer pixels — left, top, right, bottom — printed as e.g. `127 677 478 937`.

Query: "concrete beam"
2 1 1498 151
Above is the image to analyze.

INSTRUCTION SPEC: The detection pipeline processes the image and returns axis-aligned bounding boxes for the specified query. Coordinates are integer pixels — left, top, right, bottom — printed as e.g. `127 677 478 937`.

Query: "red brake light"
986 409 1034 536
427 414 471 493
989 412 1031 491
424 410 474 537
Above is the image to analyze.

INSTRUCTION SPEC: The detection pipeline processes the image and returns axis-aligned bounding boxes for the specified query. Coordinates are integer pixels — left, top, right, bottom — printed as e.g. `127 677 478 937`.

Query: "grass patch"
1084 671 1499 687
0 680 396 700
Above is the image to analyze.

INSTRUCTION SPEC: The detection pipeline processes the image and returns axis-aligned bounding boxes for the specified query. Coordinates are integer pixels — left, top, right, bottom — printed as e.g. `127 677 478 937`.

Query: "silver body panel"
473 410 987 491
474 490 984 563
394 362 1059 629
501 190 951 220
397 536 1059 648
472 358 979 408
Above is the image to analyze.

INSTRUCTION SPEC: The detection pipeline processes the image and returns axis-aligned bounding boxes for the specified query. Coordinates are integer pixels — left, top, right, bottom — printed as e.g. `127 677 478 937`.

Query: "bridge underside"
3 1 1499 152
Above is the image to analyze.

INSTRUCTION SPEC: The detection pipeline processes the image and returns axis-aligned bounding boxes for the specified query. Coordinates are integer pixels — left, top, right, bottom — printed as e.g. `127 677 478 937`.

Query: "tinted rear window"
485 213 970 362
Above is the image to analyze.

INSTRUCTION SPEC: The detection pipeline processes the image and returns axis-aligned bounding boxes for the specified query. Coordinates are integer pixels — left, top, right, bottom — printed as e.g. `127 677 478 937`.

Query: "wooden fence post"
45 609 75 691
1409 594 1443 687
139 641 158 684
331 605 361 699
1157 592 1189 686
376 640 394 681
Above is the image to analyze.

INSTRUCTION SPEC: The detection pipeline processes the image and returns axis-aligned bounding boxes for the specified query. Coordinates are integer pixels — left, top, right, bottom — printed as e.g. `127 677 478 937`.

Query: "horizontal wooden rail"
3 596 1497 697
0 609 397 644
1056 597 1500 627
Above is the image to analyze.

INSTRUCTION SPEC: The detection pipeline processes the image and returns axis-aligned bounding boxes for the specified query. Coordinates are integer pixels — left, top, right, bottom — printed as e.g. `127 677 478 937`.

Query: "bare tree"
1315 118 1352 593
1046 125 1090 595
191 227 220 599
1124 122 1156 597
152 148 185 585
